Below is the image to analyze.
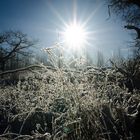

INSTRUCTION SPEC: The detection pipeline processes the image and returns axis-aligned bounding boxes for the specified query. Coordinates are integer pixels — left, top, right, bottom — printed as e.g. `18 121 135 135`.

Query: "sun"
62 22 87 50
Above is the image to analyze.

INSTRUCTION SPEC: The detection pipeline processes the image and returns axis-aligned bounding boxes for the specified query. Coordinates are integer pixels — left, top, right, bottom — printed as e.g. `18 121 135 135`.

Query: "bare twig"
0 65 44 76
13 135 33 140
0 133 19 137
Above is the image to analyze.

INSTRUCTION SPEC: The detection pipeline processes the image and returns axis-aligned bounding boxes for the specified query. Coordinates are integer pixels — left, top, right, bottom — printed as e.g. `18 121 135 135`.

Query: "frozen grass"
0 47 140 140
0 64 140 140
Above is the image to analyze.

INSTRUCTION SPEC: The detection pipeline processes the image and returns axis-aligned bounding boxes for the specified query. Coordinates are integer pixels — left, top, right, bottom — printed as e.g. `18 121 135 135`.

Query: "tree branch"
0 65 44 76
127 0 140 8
124 25 140 39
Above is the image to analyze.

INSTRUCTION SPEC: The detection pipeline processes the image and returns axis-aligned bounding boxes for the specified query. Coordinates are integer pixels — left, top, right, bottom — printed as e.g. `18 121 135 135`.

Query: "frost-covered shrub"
0 65 140 140
110 55 140 92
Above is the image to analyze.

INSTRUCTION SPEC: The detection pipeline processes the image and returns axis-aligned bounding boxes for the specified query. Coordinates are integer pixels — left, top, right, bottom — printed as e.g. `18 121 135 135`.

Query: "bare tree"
107 0 140 93
108 0 140 40
0 31 34 71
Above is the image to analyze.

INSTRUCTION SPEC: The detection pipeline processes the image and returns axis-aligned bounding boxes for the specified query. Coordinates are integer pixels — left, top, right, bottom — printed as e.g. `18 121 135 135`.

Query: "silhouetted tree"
108 0 140 40
0 31 34 71
107 0 140 93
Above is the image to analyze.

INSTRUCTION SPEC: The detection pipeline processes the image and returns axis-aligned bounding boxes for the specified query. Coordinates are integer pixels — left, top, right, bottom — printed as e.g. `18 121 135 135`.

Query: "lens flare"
63 23 87 50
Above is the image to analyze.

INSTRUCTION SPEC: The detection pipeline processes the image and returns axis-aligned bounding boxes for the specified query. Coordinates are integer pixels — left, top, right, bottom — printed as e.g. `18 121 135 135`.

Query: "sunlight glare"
63 23 87 50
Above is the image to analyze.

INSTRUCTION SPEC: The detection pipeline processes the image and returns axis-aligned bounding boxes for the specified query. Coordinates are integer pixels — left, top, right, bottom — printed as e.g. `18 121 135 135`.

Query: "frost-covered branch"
0 65 44 76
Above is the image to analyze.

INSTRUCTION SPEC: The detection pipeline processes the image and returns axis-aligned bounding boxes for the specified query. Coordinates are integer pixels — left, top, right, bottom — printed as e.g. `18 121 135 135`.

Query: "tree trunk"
0 61 5 72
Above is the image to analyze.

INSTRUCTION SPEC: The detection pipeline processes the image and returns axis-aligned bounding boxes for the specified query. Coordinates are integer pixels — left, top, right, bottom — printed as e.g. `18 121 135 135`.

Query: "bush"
0 65 140 140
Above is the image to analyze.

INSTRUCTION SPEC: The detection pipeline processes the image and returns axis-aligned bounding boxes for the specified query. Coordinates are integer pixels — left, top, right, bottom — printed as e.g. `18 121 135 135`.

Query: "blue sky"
0 0 133 61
